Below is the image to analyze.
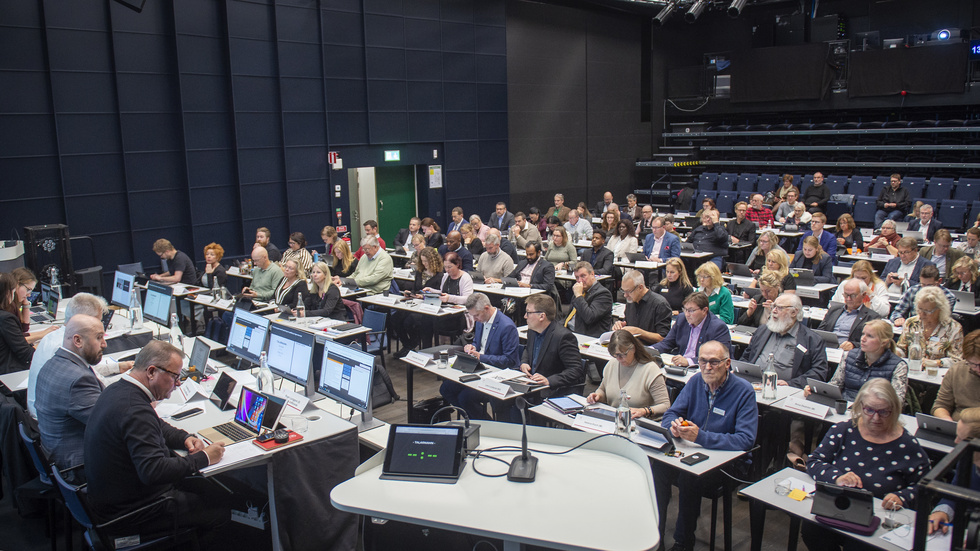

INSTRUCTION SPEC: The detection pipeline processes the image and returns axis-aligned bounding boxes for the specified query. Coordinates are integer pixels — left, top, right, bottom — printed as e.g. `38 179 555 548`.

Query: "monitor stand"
352 411 385 433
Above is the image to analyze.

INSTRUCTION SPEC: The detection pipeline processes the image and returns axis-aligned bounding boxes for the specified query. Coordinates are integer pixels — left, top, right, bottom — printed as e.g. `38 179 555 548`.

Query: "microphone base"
507 455 538 483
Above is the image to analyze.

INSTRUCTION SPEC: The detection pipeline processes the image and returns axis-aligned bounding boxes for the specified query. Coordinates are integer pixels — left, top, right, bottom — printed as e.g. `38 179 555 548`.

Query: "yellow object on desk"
787 489 808 502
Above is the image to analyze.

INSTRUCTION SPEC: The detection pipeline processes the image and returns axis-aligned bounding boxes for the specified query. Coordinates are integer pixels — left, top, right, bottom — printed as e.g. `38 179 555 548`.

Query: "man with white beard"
739 293 828 389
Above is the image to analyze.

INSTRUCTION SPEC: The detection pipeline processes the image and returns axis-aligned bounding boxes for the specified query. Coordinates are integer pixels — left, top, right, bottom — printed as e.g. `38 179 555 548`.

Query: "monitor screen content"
235 387 268 432
318 340 375 413
142 281 173 326
111 271 135 308
227 308 271 365
384 425 464 478
266 323 314 386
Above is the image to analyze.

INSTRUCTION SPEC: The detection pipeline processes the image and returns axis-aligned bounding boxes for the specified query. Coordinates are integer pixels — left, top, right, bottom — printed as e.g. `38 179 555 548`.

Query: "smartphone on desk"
680 452 709 466
172 407 203 421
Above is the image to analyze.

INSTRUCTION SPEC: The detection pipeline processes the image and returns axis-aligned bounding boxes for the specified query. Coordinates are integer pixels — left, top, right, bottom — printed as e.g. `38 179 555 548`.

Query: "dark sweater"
0 310 33 375
305 285 347 320
654 281 694 312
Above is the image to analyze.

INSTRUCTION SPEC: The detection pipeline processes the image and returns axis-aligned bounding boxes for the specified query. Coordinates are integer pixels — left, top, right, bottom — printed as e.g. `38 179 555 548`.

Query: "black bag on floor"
410 396 450 424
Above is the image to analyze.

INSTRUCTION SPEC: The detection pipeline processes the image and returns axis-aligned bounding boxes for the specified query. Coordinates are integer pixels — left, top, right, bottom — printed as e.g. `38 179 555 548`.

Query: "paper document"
200 441 265 474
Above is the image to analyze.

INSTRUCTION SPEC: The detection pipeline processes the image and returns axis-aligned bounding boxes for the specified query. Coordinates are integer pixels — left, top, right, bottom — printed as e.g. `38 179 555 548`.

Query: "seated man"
686 210 729 268
654 340 758 551
440 293 520 420
394 217 422 250
909 203 943 242
874 173 911 229
653 292 730 367
563 209 593 242
476 232 516 283
242 246 284 301
254 226 282 262
35 314 107 473
438 230 474 271
509 211 542 249
726 201 756 246
744 193 774 228
446 206 465 234
882 236 934 293
956 227 980 260
503 242 556 293
354 220 387 260
83 341 229 535
333 236 393 295
933 329 980 420
634 205 655 240
568 262 612 338
802 173 831 214
613 269 671 344
581 231 614 276
889 264 957 326
643 216 682 263
740 293 828 388
920 229 963 282
865 219 901 255
795 212 837 258
517 294 584 404
150 239 197 285
817 279 881 351
549 193 572 223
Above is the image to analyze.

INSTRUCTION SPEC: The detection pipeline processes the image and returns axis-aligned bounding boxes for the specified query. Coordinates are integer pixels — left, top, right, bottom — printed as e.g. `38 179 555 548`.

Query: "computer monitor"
266 323 315 397
118 262 144 276
111 271 136 309
317 340 382 432
142 281 173 327
226 308 271 367
851 30 881 51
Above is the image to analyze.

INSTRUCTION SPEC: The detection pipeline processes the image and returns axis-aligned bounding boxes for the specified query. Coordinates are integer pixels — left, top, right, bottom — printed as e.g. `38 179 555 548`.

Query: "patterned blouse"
896 316 963 369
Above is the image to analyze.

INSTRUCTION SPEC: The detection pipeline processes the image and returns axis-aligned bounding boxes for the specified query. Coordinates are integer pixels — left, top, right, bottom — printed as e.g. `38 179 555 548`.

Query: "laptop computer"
198 387 286 446
30 292 59 324
182 338 213 379
812 329 842 349
903 230 924 242
806 377 844 408
208 372 238 411
893 221 909 233
790 268 815 286
952 289 976 310
915 412 958 447
625 252 647 263
811 482 875 527
731 325 758 337
728 263 753 277
730 360 762 382
681 242 695 252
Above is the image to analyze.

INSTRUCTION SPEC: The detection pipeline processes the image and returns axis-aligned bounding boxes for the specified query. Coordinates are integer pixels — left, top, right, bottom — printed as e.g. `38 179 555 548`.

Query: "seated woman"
834 213 864 255
865 219 901 255
748 249 796 292
0 272 34 374
11 267 59 345
790 235 835 284
786 202 812 230
694 262 734 324
302 261 347 320
421 217 445 249
803 378 929 551
805 320 908 402
198 242 228 290
607 219 638 261
653 258 694 314
770 173 799 210
408 247 443 292
577 202 593 222
586 330 670 420
745 230 785 274
281 232 314 274
693 197 716 228
928 407 980 535
460 223 485 258
831 260 890 317
396 252 473 351
737 272 781 328
272 258 308 309
527 207 547 235
896 286 963 369
330 239 358 279
947 256 980 301
543 226 578 271
406 233 428 270
599 209 620 238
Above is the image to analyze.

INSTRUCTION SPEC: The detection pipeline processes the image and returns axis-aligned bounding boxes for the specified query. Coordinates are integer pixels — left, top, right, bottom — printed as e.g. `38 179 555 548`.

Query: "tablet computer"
381 424 466 484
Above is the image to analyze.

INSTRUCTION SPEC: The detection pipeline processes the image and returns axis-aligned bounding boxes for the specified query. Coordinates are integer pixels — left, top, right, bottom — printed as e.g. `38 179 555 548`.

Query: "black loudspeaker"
24 224 74 291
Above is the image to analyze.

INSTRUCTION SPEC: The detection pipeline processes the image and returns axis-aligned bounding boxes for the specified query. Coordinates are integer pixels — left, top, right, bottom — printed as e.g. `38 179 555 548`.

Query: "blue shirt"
661 372 758 450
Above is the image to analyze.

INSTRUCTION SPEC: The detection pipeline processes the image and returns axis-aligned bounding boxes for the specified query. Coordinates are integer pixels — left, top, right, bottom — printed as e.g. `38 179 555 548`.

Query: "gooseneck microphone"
507 396 537 482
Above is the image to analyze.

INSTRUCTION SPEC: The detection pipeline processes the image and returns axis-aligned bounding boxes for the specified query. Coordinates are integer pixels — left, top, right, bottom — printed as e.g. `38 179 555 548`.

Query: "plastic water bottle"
168 313 185 351
908 328 923 372
129 286 143 330
257 351 274 392
762 353 778 400
313 251 320 263
296 292 305 318
616 390 631 436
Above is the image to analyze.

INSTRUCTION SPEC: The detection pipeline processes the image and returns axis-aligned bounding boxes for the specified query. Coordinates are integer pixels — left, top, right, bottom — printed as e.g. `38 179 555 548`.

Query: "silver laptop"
806 377 844 408
731 360 762 382
893 221 909 232
952 289 976 310
903 230 924 242
790 268 815 286
915 413 958 447
812 329 842 349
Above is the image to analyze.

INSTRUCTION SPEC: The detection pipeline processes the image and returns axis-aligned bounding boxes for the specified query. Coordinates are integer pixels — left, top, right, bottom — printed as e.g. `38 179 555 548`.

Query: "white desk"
472 282 545 298
331 421 660 551
358 294 466 317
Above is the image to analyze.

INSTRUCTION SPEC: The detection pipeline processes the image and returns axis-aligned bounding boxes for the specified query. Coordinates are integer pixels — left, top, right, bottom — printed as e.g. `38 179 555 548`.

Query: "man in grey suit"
35 314 107 472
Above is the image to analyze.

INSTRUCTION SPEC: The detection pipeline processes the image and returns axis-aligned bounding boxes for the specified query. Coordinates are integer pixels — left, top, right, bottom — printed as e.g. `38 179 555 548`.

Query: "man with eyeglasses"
653 292 730 367
888 264 956 327
581 231 614 276
817 279 881 351
643 216 681 263
686 210 729 269
568 262 613 338
654 340 758 551
84 340 231 536
503 242 555 292
933 329 980 421
882 236 934 294
740 293 828 389
613 270 671 344
920 229 963 282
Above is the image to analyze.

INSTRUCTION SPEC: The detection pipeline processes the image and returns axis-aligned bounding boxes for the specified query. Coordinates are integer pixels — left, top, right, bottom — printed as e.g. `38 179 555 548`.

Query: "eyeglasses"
698 357 725 368
697 274 711 280
897 249 914 256
611 348 634 360
842 292 861 299
154 365 181 385
917 306 938 315
525 310 544 316
682 307 702 314
621 286 636 296
771 304 796 312
966 359 980 371
862 406 891 419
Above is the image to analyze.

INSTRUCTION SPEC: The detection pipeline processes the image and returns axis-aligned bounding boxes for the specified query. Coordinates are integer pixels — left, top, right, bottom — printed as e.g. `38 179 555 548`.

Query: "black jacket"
522 321 585 395
817 304 881 348
570 283 613 338
687 223 729 257
802 183 830 212
504 259 556 291
876 185 912 214
0 310 32 375
582 247 614 276
740 323 829 389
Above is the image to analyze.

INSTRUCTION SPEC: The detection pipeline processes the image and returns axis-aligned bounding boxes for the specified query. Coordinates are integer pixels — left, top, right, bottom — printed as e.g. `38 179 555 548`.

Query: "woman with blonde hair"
303 261 346 320
947 256 980 301
654 258 694 313
745 230 784 273
273 258 308 310
896 286 963 369
694 262 734 323
806 319 908 402
331 238 358 279
748 248 795 291
790 235 834 283
831 260 889 316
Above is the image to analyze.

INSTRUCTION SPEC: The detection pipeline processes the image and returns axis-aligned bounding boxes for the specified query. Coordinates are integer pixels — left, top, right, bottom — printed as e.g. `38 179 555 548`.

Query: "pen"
929 520 953 527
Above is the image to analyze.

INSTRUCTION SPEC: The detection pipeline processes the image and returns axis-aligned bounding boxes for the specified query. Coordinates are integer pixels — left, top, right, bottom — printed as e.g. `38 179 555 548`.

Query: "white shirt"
122 372 155 400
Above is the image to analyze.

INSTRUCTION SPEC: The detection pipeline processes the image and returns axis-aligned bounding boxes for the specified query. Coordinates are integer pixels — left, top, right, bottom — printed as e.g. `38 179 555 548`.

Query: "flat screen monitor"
317 340 382 432
226 308 271 366
266 323 315 396
142 281 173 327
111 271 136 309
118 262 144 276
851 30 881 51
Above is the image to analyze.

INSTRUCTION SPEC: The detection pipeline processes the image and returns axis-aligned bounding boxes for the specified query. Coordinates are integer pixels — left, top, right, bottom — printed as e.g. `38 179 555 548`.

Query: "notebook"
198 387 285 446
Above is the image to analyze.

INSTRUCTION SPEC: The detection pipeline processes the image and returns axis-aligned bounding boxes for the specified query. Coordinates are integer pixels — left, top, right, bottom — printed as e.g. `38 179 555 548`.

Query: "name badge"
712 407 726 416
796 344 808 353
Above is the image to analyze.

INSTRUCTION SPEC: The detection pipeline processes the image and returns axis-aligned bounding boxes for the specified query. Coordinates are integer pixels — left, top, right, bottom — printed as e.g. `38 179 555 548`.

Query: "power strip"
231 506 267 530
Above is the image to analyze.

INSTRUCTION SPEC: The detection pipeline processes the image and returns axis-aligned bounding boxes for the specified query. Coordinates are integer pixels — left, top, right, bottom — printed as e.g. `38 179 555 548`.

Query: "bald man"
242 246 283 301
35 315 108 472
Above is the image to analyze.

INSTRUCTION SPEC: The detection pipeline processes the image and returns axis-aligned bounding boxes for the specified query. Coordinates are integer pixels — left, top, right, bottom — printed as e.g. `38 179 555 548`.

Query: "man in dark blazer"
817 279 881 351
908 203 942 242
393 217 421 250
740 293 829 389
881 236 935 293
582 232 614 276
487 202 516 232
35 315 106 473
441 293 520 420
519 294 584 402
569 262 613 338
503 242 555 292
920 229 963 282
654 292 731 367
438 231 474 271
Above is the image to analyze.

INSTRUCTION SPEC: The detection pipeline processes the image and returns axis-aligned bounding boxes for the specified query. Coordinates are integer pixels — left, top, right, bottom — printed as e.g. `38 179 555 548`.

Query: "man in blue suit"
654 292 731 367
908 203 943 242
881 236 935 293
795 212 837 258
440 293 520 420
643 216 681 262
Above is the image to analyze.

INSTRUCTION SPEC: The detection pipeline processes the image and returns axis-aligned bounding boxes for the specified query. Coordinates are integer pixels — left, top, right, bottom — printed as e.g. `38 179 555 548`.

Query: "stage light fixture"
653 2 677 26
727 0 747 18
937 29 950 40
685 0 707 23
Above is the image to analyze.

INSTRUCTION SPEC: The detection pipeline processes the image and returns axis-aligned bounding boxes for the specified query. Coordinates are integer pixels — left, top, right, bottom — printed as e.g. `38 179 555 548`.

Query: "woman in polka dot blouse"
802 378 929 551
